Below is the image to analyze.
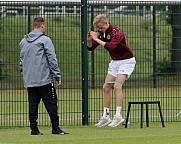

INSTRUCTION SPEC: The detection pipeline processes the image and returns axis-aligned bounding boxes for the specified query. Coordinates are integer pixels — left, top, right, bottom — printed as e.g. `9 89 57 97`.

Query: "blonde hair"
93 14 108 26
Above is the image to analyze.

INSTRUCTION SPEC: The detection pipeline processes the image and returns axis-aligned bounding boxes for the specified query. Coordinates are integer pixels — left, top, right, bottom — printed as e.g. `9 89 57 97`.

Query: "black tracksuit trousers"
27 83 59 131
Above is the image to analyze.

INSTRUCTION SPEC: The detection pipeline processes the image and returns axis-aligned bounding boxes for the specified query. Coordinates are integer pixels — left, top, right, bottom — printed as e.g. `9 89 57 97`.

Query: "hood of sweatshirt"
25 30 44 43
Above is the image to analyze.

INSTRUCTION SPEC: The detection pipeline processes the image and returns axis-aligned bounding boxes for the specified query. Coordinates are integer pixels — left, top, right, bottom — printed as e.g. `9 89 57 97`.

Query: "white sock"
103 107 109 118
116 106 122 118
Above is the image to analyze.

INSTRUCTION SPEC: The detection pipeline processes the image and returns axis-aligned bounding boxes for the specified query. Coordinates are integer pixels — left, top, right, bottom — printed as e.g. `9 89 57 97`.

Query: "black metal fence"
0 0 181 127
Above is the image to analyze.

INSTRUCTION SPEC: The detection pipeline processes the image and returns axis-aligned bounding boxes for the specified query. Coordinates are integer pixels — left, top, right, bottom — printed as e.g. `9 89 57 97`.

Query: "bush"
0 12 2 80
156 59 172 75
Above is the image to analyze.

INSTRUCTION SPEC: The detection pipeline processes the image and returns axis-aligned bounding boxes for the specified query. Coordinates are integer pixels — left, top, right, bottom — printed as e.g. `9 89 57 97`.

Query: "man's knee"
113 84 122 91
103 83 112 92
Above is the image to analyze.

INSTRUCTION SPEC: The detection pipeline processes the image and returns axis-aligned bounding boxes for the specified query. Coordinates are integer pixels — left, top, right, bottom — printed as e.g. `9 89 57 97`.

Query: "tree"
0 11 2 79
171 6 181 74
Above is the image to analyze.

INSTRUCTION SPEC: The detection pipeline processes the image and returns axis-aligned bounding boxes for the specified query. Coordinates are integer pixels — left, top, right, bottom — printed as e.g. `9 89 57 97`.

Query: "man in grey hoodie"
19 17 68 135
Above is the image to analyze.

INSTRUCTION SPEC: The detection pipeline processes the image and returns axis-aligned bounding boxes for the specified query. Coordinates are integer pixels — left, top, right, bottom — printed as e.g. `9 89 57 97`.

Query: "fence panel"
87 1 181 124
0 1 83 127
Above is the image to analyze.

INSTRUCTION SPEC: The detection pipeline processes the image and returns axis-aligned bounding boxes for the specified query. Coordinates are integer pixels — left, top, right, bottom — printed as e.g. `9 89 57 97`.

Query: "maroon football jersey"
88 24 133 60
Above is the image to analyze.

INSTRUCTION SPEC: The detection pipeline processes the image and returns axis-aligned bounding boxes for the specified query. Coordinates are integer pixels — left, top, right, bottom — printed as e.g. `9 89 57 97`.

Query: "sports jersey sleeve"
87 40 100 51
104 30 124 51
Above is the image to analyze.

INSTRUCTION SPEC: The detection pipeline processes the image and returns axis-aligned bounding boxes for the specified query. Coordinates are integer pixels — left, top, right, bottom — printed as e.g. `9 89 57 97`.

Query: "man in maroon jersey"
87 14 136 127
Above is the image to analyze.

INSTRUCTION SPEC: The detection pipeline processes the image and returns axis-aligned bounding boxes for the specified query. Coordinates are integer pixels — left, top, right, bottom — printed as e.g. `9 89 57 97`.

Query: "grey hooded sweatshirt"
19 30 61 87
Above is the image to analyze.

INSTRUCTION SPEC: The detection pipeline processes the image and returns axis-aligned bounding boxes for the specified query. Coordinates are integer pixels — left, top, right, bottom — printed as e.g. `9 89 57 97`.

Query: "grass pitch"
0 122 181 144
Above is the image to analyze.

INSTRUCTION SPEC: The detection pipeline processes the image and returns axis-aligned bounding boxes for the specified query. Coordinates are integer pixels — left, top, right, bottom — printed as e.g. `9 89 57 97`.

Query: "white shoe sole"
95 119 112 127
108 119 124 127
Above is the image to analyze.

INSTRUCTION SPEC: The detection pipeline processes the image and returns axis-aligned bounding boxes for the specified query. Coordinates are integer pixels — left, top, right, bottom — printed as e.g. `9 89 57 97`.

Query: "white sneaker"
108 115 124 127
95 116 112 127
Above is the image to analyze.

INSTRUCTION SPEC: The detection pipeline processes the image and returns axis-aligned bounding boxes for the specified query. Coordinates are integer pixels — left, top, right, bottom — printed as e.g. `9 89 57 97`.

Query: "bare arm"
87 30 93 48
89 31 106 47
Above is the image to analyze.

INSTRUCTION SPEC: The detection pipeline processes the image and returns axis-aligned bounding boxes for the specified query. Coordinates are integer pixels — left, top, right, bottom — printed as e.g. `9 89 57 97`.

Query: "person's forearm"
87 40 92 48
94 38 106 47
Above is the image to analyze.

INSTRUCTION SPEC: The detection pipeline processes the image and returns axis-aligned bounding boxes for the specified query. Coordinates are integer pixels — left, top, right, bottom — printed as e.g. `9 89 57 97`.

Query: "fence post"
27 6 31 33
81 0 89 125
153 6 157 88
91 6 95 89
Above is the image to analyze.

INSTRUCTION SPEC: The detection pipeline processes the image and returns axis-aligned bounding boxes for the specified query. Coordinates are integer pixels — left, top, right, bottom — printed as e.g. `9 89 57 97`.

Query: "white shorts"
107 57 136 79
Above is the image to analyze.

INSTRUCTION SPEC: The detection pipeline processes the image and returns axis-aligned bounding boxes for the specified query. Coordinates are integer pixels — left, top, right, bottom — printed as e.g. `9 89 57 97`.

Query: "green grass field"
0 123 181 144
